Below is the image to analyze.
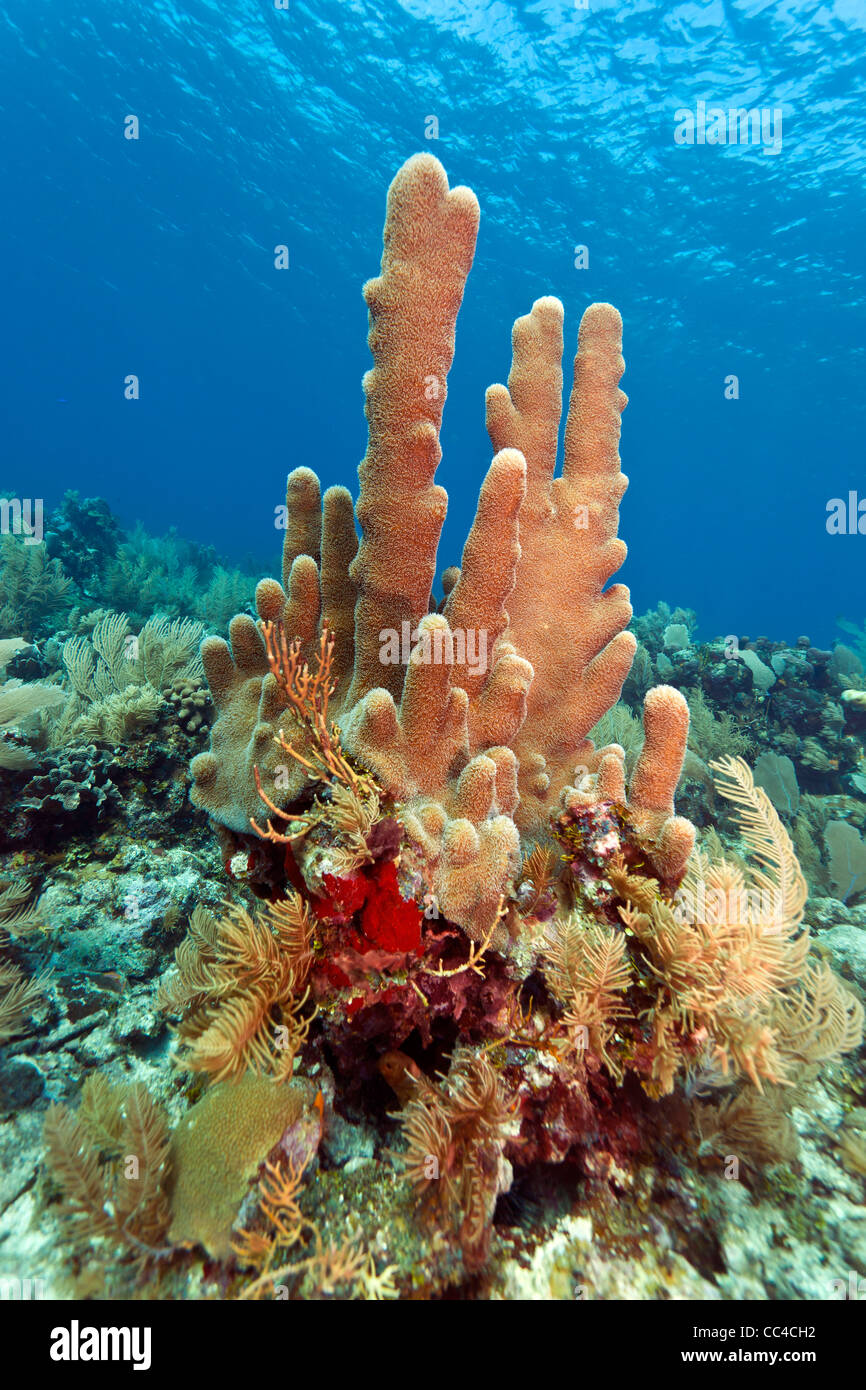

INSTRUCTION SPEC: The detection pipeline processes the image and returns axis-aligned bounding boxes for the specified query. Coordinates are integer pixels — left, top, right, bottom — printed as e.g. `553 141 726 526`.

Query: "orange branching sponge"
630 685 689 817
556 685 694 886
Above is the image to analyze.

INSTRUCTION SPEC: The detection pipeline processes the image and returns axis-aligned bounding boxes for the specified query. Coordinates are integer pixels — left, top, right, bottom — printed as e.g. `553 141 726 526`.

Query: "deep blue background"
2 0 864 644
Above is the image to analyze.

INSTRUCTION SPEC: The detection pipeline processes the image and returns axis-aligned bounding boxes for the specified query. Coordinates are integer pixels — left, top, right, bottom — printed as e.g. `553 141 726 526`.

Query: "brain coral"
167 1073 318 1260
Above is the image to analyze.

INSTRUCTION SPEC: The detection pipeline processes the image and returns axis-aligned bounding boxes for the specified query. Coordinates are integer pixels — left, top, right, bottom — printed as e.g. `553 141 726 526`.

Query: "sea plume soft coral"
613 756 861 1097
395 1050 516 1271
0 951 48 1042
158 897 315 1082
0 883 49 1041
541 913 631 1075
43 1076 172 1261
532 754 861 1104
695 1088 799 1171
0 673 66 769
56 609 206 744
0 531 72 637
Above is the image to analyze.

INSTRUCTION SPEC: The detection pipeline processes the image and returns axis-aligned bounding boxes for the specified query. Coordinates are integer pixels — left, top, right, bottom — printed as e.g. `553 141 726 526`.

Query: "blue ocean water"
2 0 864 646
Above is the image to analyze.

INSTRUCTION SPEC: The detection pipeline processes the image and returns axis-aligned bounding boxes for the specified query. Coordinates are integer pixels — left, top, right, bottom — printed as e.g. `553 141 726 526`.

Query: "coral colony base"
1 155 865 1300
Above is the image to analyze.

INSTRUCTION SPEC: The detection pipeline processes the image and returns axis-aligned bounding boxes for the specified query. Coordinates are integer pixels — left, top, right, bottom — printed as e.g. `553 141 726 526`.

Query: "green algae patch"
167 1074 317 1260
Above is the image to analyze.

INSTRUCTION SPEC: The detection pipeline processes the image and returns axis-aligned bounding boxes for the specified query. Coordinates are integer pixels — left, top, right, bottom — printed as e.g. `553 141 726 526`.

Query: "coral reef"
157 155 859 1288
43 492 122 596
0 154 863 1305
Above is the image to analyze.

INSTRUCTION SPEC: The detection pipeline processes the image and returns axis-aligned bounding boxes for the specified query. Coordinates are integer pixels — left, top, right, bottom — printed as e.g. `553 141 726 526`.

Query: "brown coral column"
345 154 480 707
630 685 695 880
487 299 635 830
443 446 527 704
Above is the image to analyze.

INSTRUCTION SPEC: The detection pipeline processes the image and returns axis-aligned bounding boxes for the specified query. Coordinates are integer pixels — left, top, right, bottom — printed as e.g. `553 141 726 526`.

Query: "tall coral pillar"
486 298 635 830
346 154 480 707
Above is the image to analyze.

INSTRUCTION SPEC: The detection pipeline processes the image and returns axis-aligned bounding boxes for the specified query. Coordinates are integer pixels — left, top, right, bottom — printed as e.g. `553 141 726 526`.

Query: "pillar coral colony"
674 101 783 155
